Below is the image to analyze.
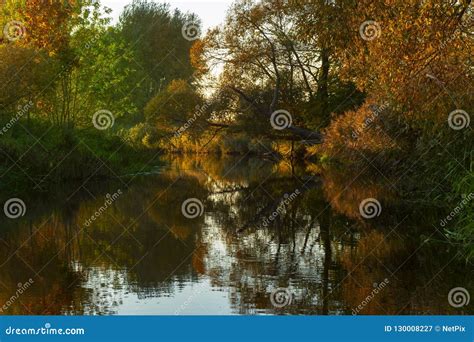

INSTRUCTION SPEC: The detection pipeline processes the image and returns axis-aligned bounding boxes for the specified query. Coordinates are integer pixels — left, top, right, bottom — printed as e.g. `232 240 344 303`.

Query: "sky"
100 0 234 31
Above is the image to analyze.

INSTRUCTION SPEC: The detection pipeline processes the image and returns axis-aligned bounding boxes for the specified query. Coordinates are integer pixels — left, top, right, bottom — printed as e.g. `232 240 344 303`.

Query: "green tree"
144 79 202 138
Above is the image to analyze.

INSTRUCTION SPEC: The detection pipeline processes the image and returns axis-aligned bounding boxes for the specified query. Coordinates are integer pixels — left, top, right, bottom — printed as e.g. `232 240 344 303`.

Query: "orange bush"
320 101 405 166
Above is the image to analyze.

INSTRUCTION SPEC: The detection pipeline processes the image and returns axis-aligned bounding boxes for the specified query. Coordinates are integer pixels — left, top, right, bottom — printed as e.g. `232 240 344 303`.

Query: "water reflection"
0 155 472 315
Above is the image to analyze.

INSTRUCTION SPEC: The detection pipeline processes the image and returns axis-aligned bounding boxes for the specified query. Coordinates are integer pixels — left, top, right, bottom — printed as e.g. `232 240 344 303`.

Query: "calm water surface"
0 155 472 315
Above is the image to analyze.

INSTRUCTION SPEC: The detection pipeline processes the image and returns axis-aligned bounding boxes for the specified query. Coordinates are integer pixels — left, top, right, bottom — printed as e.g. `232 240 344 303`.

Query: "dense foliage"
0 0 472 256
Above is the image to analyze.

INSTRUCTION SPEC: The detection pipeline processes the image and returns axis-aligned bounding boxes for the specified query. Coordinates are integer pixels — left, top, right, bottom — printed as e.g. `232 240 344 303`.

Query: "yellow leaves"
17 0 77 54
337 0 471 114
167 79 192 94
190 39 208 76
321 100 404 163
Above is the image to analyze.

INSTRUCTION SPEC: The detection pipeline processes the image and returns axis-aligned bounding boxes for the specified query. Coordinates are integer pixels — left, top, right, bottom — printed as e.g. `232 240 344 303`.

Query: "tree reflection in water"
0 155 472 315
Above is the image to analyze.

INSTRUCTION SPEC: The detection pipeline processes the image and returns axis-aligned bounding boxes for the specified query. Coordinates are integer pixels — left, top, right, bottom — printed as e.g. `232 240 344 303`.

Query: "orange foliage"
321 101 403 165
19 0 78 55
320 0 473 170
336 0 473 124
190 39 208 76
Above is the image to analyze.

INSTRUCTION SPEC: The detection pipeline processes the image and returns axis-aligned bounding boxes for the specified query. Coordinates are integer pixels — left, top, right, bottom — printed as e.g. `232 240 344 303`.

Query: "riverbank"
0 118 160 194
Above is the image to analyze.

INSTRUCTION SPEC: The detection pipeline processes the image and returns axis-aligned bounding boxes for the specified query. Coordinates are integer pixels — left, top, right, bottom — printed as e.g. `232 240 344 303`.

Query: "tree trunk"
318 48 330 125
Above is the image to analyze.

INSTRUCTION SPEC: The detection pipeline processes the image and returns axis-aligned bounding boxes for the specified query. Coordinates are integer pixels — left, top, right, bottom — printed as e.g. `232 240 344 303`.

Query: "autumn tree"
0 0 107 125
321 0 473 203
192 0 364 145
331 0 473 126
19 0 80 56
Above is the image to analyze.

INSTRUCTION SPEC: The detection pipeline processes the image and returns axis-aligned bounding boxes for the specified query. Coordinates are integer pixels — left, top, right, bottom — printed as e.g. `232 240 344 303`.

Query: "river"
0 155 472 315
